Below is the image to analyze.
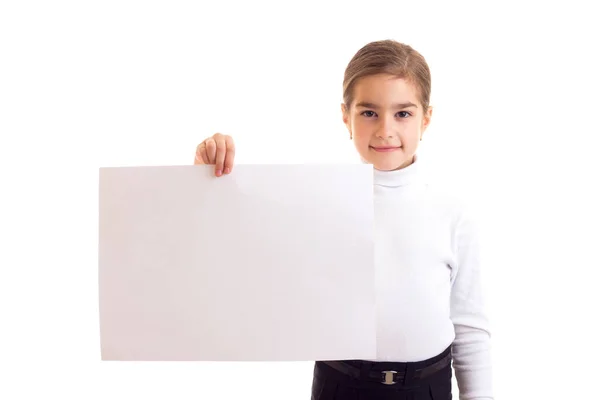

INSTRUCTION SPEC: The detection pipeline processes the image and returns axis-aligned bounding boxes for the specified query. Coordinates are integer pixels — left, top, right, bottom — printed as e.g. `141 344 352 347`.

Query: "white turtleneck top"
370 155 493 399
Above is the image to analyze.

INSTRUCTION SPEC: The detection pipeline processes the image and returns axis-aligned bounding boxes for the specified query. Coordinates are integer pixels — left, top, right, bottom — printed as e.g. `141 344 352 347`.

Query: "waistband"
318 345 452 386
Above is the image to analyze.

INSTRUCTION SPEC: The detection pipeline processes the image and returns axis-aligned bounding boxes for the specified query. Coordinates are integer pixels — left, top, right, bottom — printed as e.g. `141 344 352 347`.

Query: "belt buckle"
382 370 398 385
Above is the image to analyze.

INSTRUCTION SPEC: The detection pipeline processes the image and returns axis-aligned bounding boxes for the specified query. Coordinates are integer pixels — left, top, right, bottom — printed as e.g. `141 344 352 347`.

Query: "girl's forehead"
353 75 419 103
355 74 414 90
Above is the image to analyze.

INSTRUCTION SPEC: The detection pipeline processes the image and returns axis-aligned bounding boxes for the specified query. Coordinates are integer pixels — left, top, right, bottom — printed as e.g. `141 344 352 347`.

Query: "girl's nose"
376 116 395 138
376 131 394 139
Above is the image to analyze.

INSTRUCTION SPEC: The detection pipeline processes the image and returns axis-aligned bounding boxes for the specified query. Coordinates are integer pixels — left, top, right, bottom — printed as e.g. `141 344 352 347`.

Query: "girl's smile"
370 146 402 152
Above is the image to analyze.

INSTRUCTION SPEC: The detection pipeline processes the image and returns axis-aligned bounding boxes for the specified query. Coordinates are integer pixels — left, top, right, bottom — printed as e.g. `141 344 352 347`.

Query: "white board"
98 164 375 361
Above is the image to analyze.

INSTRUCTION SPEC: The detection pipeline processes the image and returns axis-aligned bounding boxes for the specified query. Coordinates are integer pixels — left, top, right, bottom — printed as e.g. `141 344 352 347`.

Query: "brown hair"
343 40 431 112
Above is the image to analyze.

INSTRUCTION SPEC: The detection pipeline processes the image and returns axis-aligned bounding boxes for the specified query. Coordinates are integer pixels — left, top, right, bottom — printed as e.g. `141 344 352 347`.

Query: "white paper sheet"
99 164 375 361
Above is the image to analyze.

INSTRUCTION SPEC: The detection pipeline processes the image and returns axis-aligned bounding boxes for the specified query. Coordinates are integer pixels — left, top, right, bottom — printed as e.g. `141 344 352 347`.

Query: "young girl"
194 40 493 400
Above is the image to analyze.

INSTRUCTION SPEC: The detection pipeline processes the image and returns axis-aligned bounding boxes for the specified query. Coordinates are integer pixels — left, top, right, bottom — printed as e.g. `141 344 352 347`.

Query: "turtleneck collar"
373 154 423 188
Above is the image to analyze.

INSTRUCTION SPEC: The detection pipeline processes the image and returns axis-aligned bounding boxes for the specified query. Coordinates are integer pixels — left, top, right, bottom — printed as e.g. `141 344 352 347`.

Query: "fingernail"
224 167 230 174
216 169 222 177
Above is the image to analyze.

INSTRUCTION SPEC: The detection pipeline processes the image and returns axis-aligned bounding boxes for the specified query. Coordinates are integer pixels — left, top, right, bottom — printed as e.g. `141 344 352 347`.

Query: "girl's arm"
450 206 494 400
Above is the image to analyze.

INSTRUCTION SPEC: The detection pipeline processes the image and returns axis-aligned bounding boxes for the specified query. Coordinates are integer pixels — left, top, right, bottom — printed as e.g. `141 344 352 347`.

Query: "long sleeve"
450 206 494 400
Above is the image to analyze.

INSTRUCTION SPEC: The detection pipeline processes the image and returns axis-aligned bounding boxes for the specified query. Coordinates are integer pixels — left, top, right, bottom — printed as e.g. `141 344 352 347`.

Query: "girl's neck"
373 154 422 188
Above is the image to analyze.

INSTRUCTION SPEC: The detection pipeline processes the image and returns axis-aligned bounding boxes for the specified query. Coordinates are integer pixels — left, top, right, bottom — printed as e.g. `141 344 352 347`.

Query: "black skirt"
311 346 452 400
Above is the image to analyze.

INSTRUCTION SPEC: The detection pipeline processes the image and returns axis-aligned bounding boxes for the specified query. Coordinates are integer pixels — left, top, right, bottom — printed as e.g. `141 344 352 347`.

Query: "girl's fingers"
205 138 217 164
199 144 209 164
194 143 208 164
223 135 235 174
214 136 227 176
194 133 234 177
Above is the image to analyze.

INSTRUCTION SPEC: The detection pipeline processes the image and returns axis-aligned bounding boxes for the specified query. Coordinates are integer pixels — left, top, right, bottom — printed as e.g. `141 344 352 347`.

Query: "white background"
1 1 599 399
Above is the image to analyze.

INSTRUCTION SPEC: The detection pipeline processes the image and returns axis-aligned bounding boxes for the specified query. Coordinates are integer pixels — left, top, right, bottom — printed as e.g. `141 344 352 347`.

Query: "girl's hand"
194 133 235 177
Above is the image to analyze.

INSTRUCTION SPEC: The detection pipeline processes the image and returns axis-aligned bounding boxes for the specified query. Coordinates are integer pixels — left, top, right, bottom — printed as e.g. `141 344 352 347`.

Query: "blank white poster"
99 164 375 361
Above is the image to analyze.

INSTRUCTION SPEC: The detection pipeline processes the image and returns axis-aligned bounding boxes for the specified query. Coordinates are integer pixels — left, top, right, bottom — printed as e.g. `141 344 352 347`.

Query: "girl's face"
342 74 432 171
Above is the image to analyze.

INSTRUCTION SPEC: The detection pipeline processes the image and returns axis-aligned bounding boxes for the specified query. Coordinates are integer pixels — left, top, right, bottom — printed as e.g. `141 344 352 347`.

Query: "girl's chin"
373 164 400 171
370 158 406 171
360 153 412 170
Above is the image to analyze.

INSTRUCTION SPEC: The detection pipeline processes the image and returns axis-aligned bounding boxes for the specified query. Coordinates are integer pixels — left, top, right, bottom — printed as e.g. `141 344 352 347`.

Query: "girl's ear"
421 105 433 132
341 103 352 139
341 103 349 125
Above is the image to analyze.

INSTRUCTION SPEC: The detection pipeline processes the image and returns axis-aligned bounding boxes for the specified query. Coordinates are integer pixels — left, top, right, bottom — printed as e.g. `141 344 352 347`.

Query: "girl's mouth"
370 146 401 152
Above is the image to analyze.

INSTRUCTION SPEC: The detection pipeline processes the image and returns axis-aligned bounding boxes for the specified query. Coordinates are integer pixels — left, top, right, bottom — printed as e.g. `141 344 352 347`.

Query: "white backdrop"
1 1 599 399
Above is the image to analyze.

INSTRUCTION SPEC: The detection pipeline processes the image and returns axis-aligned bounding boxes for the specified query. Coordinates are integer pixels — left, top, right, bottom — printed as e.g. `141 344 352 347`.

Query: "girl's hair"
343 40 431 112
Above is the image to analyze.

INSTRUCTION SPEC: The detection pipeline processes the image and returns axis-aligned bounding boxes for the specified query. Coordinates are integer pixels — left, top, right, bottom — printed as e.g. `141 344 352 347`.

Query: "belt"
322 352 451 385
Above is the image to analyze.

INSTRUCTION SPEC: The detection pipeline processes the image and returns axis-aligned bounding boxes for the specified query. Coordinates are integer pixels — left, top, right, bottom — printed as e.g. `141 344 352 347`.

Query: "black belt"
323 352 451 385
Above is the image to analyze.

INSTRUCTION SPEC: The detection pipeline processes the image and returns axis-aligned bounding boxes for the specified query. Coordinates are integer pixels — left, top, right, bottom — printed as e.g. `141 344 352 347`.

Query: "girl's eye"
361 111 376 118
397 111 411 118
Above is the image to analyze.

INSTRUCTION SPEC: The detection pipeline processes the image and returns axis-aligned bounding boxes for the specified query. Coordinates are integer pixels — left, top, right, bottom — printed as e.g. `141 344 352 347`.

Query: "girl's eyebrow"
355 101 417 109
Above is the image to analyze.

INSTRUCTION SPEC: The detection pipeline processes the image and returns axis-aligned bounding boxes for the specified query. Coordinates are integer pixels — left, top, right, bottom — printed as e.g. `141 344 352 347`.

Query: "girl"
194 40 493 400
